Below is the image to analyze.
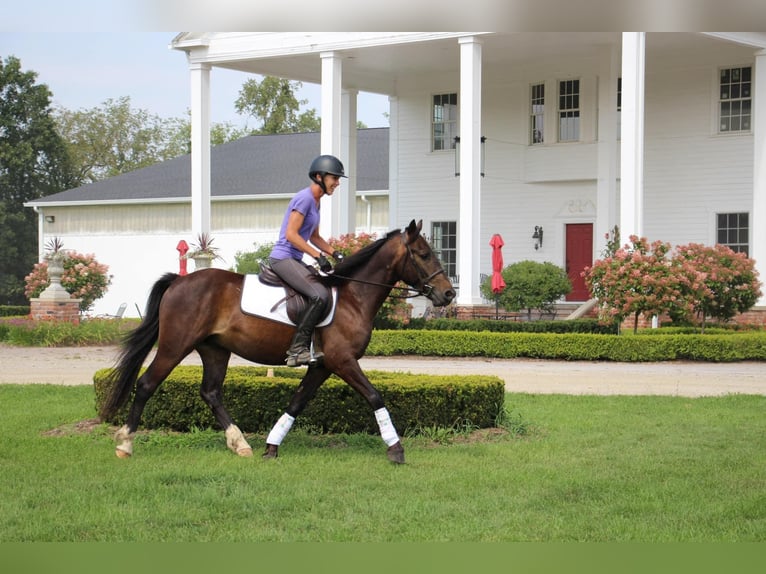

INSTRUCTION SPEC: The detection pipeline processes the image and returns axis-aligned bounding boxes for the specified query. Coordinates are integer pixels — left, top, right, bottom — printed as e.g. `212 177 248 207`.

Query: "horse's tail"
99 273 180 419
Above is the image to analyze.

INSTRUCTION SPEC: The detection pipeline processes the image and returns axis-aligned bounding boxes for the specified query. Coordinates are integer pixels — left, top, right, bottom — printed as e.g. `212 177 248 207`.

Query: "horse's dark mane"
328 228 401 283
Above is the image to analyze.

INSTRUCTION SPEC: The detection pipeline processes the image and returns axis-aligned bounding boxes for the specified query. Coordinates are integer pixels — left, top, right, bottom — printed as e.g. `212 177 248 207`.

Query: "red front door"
565 223 593 301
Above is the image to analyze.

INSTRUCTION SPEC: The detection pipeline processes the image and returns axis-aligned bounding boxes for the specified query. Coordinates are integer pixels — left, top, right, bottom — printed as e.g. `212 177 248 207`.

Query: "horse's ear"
405 219 422 244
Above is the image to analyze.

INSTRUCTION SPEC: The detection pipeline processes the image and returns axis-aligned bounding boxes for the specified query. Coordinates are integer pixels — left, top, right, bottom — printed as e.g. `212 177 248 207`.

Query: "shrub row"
93 366 506 434
0 306 30 317
366 330 766 362
405 317 617 334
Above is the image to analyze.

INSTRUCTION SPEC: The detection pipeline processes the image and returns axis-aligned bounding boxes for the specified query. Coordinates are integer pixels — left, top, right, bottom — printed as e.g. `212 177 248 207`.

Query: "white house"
27 32 766 319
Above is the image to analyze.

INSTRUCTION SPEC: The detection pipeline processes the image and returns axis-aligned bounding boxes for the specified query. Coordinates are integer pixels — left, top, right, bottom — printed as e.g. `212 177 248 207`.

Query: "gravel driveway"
1 344 763 397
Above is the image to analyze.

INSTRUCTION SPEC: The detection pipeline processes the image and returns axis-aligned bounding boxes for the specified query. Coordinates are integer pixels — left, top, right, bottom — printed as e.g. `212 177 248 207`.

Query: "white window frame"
717 65 752 134
431 92 458 152
558 78 581 142
530 82 545 145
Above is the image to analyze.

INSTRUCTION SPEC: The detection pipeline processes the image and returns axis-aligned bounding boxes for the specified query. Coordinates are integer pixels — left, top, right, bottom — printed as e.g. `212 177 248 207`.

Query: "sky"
0 32 391 130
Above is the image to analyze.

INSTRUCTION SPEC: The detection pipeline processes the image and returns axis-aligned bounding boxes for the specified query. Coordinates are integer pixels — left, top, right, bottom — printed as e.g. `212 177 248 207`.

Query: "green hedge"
0 306 30 317
93 366 505 434
366 330 766 362
405 317 616 334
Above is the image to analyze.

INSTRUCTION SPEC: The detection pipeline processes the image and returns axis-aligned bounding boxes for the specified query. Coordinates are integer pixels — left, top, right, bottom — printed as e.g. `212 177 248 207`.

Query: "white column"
619 32 646 240
340 89 358 236
387 96 399 230
456 36 483 306
596 44 620 256
753 50 766 306
189 62 211 238
319 51 342 239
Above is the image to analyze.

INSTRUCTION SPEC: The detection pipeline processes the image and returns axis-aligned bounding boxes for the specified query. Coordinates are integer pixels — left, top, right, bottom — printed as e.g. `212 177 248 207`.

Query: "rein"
328 238 446 299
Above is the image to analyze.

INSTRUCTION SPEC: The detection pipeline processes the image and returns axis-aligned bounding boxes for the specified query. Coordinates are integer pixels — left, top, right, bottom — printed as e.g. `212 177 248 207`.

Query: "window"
432 93 458 151
430 221 457 281
530 83 545 144
719 66 752 133
558 79 580 142
717 212 749 256
617 77 622 141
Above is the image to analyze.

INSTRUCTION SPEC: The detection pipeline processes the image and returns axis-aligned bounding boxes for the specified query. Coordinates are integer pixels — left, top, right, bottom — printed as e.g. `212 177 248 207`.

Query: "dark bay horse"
100 220 455 463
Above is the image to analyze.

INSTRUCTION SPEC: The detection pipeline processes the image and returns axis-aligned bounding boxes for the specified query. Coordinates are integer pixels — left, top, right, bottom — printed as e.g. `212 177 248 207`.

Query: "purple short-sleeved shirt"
270 187 320 260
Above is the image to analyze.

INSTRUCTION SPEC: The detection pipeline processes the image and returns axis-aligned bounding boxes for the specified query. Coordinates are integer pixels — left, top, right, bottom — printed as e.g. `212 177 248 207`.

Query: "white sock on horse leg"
374 407 400 446
266 413 295 446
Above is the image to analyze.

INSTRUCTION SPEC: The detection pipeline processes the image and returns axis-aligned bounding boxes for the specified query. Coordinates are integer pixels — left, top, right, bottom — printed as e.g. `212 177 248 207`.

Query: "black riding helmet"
309 155 347 194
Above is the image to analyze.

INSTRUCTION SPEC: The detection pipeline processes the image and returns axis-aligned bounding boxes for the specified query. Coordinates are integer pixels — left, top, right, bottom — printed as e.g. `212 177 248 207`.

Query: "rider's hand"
332 250 345 263
316 254 333 273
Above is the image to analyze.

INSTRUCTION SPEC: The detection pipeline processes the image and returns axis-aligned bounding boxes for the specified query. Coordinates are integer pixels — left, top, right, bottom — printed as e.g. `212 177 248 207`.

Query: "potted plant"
185 232 223 270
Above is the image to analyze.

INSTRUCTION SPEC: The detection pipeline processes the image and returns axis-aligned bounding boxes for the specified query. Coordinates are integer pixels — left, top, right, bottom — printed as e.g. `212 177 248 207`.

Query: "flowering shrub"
584 235 681 333
24 252 112 312
584 236 763 333
328 232 413 328
670 243 762 330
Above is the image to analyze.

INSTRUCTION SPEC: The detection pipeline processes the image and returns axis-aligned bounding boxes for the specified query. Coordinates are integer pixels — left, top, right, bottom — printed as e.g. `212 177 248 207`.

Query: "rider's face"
322 174 341 195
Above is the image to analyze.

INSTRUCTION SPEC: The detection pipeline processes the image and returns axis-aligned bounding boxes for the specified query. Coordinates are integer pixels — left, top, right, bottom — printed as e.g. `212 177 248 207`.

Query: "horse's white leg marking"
225 424 253 457
266 413 295 446
114 425 135 458
374 407 400 446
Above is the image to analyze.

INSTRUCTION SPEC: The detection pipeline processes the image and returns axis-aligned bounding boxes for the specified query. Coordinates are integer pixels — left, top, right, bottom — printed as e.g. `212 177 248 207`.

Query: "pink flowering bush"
328 232 413 328
584 235 763 333
24 252 112 312
670 243 762 331
583 235 682 333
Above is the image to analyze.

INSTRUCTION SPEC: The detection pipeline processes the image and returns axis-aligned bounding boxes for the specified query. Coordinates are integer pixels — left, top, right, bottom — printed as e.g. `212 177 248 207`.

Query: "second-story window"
558 79 580 142
530 83 545 144
432 93 458 151
719 66 752 133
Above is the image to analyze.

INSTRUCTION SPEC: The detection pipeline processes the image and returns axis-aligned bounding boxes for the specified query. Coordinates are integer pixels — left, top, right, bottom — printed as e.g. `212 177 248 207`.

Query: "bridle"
328 235 447 299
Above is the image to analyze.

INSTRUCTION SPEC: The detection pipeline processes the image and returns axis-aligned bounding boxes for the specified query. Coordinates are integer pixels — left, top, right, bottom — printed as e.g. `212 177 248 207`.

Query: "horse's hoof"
387 442 405 464
115 449 132 459
237 447 253 458
262 444 279 459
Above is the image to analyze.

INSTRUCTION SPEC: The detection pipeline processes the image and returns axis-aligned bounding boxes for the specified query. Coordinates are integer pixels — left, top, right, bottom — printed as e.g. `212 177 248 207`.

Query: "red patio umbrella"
490 234 506 319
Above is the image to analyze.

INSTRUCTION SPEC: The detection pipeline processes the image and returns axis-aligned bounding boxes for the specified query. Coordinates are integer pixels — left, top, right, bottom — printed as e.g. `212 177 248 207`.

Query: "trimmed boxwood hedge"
366 330 766 362
93 366 505 434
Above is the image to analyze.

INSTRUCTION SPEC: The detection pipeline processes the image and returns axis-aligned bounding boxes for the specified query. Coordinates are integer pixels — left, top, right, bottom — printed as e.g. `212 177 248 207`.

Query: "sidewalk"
1 344 763 397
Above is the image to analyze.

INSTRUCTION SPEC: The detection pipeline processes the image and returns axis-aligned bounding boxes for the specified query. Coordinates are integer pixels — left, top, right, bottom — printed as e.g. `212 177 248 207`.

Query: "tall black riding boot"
286 298 326 367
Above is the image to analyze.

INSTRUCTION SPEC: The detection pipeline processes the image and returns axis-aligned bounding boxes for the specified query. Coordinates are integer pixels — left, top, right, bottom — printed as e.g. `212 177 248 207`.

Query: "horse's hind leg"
115 358 180 458
197 345 253 457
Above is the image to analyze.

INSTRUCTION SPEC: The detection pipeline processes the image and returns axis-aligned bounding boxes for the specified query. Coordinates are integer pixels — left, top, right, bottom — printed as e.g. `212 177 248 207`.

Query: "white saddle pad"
240 275 336 327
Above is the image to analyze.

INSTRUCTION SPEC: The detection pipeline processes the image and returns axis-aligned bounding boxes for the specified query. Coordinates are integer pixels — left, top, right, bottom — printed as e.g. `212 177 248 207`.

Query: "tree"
162 114 248 159
481 260 571 320
0 56 74 304
584 236 681 333
235 76 321 134
670 243 762 331
54 96 183 185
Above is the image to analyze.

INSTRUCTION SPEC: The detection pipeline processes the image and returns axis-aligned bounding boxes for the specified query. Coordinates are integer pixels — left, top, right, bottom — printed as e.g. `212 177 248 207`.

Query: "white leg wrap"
374 407 400 447
266 413 295 446
115 424 134 456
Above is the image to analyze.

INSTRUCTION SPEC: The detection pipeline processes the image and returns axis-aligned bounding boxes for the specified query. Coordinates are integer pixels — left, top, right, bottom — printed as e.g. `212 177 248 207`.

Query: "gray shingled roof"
30 128 389 205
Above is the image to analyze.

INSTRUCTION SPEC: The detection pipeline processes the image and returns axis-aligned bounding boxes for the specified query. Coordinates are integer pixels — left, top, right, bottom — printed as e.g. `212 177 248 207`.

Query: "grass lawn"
1 384 764 542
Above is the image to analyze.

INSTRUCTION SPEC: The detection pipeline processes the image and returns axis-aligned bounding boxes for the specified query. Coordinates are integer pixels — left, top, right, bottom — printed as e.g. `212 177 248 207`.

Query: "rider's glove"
332 250 345 263
316 254 333 273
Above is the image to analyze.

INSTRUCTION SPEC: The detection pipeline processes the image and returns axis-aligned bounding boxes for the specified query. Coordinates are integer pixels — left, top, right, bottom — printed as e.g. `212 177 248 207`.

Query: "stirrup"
286 348 313 367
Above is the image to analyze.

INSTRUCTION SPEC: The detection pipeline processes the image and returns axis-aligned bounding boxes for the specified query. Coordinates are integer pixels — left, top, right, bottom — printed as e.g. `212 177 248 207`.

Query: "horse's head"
399 219 456 307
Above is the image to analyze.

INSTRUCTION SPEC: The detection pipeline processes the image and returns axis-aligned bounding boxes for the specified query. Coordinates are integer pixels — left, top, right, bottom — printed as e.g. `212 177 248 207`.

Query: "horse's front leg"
333 359 405 464
262 366 331 459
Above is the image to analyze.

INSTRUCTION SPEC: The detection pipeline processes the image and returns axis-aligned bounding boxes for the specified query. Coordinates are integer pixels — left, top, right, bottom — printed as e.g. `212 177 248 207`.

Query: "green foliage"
0 316 137 346
234 241 274 274
366 329 766 362
235 76 321 134
480 260 571 320
93 366 505 435
1 56 74 305
405 317 616 334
